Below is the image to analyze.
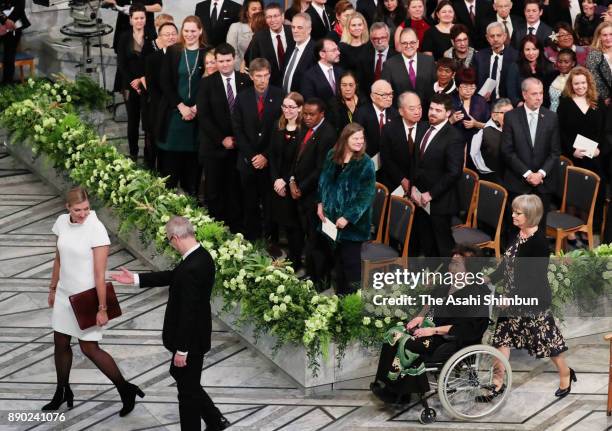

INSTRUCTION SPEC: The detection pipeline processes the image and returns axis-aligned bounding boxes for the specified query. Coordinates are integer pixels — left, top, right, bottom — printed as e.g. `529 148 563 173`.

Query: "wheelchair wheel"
419 407 437 424
437 344 512 420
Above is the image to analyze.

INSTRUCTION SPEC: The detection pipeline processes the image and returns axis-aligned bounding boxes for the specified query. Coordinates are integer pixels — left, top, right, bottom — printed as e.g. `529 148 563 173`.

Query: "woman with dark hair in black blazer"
0 0 30 84
157 15 210 196
480 194 575 403
326 70 366 133
117 4 156 161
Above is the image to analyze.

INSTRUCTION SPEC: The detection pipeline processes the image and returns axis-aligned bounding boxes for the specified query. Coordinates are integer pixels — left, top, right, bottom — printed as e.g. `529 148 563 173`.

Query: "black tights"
53 331 126 388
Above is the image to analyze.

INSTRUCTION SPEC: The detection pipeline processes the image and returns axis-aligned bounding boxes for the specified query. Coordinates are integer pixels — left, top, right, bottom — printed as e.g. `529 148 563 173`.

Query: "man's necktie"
299 128 314 154
528 112 537 145
419 126 436 156
528 26 535 35
469 5 475 25
379 112 385 132
408 59 416 88
226 77 235 111
407 126 415 155
490 54 499 98
502 19 509 36
257 95 264 120
323 11 331 31
328 68 336 94
282 47 299 93
276 34 285 66
374 53 383 81
211 2 218 27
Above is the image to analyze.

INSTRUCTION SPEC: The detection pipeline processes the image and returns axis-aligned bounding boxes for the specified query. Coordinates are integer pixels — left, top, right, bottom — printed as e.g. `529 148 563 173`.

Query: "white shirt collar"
211 0 224 11
464 0 475 11
295 37 310 49
182 244 200 260
524 105 540 116
312 3 325 16
373 104 386 120
270 27 284 37
431 119 448 131
221 71 235 80
527 20 540 32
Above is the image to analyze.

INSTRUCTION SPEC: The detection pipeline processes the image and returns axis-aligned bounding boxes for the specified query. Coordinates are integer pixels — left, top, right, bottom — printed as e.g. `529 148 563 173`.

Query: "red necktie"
257 95 264 120
379 112 385 132
276 34 285 67
374 53 383 82
300 128 314 154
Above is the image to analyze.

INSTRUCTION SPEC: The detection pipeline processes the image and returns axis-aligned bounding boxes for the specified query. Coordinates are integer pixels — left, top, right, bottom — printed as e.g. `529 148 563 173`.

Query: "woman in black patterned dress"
480 194 576 403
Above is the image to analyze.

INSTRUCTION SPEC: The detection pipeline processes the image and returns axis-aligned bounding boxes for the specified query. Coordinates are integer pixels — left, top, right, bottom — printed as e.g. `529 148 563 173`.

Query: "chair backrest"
475 181 507 235
562 166 600 223
556 155 573 201
457 168 479 225
384 196 415 258
372 182 389 242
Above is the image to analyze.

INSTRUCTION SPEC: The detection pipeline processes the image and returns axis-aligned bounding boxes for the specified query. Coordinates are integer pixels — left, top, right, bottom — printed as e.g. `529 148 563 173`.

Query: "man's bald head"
371 79 393 110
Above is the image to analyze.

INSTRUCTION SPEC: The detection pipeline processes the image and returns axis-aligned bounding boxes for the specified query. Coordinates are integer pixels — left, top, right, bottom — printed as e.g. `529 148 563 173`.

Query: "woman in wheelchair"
371 244 490 403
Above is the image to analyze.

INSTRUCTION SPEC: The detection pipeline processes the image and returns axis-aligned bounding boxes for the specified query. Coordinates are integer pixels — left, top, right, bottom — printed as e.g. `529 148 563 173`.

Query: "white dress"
51 211 110 341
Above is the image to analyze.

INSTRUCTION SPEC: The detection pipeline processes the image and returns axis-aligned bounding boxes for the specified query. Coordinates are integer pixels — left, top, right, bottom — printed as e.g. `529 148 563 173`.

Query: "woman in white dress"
42 187 143 416
226 0 264 71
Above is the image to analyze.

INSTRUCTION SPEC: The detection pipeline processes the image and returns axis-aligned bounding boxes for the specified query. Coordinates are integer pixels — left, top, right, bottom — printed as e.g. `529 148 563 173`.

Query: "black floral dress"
491 234 568 359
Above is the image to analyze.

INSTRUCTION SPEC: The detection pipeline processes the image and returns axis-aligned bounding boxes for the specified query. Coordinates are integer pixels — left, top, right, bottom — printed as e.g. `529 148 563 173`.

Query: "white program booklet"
478 78 497 97
573 134 598 158
391 185 405 197
371 152 381 171
413 187 431 215
322 218 338 241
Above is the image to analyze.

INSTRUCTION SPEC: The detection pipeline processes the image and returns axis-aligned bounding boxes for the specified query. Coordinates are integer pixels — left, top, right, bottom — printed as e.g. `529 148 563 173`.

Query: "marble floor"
0 140 611 430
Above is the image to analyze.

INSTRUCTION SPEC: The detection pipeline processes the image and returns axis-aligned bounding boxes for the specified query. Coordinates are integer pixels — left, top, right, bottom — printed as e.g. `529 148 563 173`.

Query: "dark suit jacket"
380 120 427 190
283 39 316 92
481 126 504 177
353 103 400 157
194 0 241 47
473 46 518 100
291 119 337 202
356 43 399 93
452 0 495 50
381 53 436 109
139 246 215 354
232 85 283 172
413 121 465 215
0 0 30 29
117 32 155 90
511 21 553 49
247 27 295 87
356 0 378 27
144 49 165 135
306 4 335 41
300 63 344 101
501 106 561 194
197 71 252 161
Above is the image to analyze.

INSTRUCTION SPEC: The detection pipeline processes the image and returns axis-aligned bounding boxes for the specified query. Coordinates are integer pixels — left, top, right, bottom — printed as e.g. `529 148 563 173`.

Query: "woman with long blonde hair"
339 12 370 72
586 21 612 105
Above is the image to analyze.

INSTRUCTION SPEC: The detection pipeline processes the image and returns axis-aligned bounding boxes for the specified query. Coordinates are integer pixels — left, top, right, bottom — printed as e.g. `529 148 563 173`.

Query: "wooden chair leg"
555 232 564 255
587 227 594 250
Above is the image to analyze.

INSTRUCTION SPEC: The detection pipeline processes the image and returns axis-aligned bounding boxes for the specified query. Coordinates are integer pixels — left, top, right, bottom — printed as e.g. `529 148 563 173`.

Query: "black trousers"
335 240 363 295
412 208 455 257
126 88 142 158
1 30 21 84
158 150 201 196
203 155 243 233
239 168 271 241
298 198 332 283
169 352 223 431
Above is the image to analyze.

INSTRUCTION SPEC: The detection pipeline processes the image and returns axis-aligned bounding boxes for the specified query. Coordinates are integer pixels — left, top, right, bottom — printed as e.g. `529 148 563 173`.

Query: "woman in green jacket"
317 123 376 295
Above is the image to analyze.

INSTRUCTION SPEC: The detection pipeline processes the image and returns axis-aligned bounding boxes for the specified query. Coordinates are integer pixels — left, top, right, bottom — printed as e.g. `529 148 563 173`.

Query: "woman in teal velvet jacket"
317 123 376 295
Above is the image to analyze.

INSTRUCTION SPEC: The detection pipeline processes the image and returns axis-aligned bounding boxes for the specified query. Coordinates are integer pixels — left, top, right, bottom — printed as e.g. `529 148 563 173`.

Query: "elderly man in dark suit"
510 0 552 49
283 13 316 93
356 22 399 93
411 93 465 257
247 3 295 87
111 216 229 431
501 77 560 233
381 27 436 110
233 58 283 241
197 43 252 233
194 0 241 47
301 38 343 101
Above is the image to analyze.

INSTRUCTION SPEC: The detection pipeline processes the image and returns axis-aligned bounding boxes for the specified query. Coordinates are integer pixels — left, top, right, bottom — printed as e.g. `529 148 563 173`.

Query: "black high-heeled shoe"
42 385 74 411
555 368 577 398
475 383 506 403
118 382 145 417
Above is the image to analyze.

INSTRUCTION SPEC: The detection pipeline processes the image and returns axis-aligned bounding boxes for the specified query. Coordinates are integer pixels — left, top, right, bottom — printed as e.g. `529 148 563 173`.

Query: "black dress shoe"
118 382 145 417
205 416 230 431
555 368 577 398
475 383 506 403
41 385 73 411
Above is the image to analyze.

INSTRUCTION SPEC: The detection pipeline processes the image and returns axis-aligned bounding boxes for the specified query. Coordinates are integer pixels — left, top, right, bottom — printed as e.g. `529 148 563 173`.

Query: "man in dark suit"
411 93 465 257
356 0 378 27
283 13 316 93
197 43 251 233
452 0 495 50
510 0 552 48
194 0 241 47
0 0 31 84
233 58 283 241
306 0 335 41
501 77 560 232
381 27 436 110
493 0 524 44
380 91 426 194
356 22 399 93
354 79 399 160
290 98 337 284
247 3 295 87
111 216 229 431
473 21 518 102
301 38 343 101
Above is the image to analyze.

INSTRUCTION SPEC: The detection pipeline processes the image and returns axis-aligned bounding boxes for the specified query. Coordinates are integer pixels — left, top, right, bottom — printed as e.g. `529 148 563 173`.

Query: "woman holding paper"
317 123 376 295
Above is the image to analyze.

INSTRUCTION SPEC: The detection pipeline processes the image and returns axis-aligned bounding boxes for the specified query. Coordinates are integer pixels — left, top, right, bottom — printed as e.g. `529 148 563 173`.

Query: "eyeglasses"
282 104 298 109
373 92 393 98
371 36 389 42
400 41 419 47
557 33 573 38
459 84 477 88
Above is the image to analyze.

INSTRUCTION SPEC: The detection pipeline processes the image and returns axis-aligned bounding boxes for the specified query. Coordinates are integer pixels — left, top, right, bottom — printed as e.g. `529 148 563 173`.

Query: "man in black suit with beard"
233 58 283 241
247 3 295 87
197 43 251 233
111 216 229 431
356 22 399 94
411 93 465 257
194 0 241 47
290 98 337 285
300 38 343 101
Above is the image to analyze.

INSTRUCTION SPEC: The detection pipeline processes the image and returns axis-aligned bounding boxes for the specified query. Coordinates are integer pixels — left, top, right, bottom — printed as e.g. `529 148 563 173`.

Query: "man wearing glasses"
381 27 436 111
301 38 344 101
356 22 399 92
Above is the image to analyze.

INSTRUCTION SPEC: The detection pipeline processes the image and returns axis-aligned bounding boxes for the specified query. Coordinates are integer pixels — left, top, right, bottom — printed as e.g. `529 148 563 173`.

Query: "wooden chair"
606 333 612 416
452 168 479 228
452 180 507 258
546 166 600 254
371 182 389 243
0 52 35 82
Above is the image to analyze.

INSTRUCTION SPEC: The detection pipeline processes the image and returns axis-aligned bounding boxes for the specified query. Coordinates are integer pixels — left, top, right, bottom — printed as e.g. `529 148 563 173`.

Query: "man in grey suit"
501 77 560 234
381 27 436 110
